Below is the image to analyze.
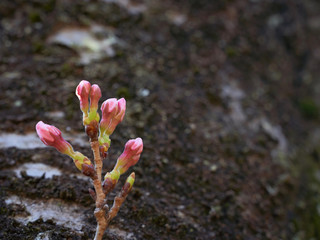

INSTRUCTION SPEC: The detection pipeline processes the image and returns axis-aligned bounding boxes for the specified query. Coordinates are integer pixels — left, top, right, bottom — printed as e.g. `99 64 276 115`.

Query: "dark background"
1 0 320 239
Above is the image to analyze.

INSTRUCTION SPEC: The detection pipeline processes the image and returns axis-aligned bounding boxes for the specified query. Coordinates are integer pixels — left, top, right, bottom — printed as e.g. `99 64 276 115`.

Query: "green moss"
152 214 168 226
32 41 44 53
0 207 7 214
29 12 41 23
116 87 131 99
290 142 320 239
298 98 319 119
226 47 238 57
60 63 73 76
43 0 56 12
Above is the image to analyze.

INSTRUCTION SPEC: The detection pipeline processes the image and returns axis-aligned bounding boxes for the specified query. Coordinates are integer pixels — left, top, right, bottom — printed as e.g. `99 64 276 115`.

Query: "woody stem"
91 140 103 182
90 138 107 240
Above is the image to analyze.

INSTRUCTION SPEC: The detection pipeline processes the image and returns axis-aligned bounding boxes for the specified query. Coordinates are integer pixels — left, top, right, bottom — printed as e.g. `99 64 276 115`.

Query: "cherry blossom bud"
76 80 91 117
89 84 101 112
98 134 110 158
108 98 126 134
83 84 101 126
81 163 95 177
100 98 126 136
36 121 73 154
100 98 118 134
72 152 93 172
36 121 93 174
118 172 135 198
102 170 120 194
114 138 143 175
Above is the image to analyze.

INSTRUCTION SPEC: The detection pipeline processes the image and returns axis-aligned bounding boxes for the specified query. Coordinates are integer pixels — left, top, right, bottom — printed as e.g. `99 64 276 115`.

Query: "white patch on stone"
166 10 187 26
0 133 45 149
109 226 135 240
268 14 283 28
249 117 288 160
12 162 90 180
35 231 52 240
13 163 62 178
103 0 146 15
48 25 120 64
221 83 246 123
137 88 150 97
45 111 65 119
5 195 86 231
260 118 288 155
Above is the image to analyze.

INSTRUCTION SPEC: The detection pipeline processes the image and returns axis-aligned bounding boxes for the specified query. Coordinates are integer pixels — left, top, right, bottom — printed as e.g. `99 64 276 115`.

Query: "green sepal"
105 169 120 181
98 134 111 147
83 110 100 126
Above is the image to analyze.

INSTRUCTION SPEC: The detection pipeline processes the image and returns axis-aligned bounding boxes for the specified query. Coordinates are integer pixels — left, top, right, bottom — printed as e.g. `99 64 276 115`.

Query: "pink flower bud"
36 121 73 154
36 121 93 175
100 98 118 133
89 84 101 111
114 138 143 174
76 80 91 115
100 98 126 136
116 98 126 122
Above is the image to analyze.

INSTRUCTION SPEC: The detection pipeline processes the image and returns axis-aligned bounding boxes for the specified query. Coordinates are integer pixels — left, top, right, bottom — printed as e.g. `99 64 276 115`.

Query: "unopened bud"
85 121 99 141
102 170 120 194
99 145 108 159
36 121 92 174
76 80 91 117
71 153 93 171
100 98 126 136
98 134 110 158
123 172 135 194
114 138 143 175
82 163 95 177
90 84 102 112
84 84 101 126
36 121 73 154
100 98 118 133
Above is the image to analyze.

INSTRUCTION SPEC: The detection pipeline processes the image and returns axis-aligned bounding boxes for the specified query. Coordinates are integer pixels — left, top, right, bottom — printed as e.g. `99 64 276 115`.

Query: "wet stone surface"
1 0 320 239
5 195 86 231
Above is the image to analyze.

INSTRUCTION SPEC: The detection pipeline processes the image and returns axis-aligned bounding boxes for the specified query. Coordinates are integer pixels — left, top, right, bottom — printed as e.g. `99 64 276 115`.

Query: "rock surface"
1 0 320 239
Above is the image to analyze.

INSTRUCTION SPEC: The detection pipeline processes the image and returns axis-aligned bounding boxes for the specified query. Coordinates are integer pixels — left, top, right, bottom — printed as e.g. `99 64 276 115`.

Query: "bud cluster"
35 80 143 239
76 81 102 139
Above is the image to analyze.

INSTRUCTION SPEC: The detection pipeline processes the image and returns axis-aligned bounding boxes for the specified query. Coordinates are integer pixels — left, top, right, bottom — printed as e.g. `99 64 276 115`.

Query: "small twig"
107 195 126 222
107 180 133 225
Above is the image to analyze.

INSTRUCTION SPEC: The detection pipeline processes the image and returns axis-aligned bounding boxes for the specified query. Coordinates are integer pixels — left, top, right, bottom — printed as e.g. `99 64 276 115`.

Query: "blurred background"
1 0 320 239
